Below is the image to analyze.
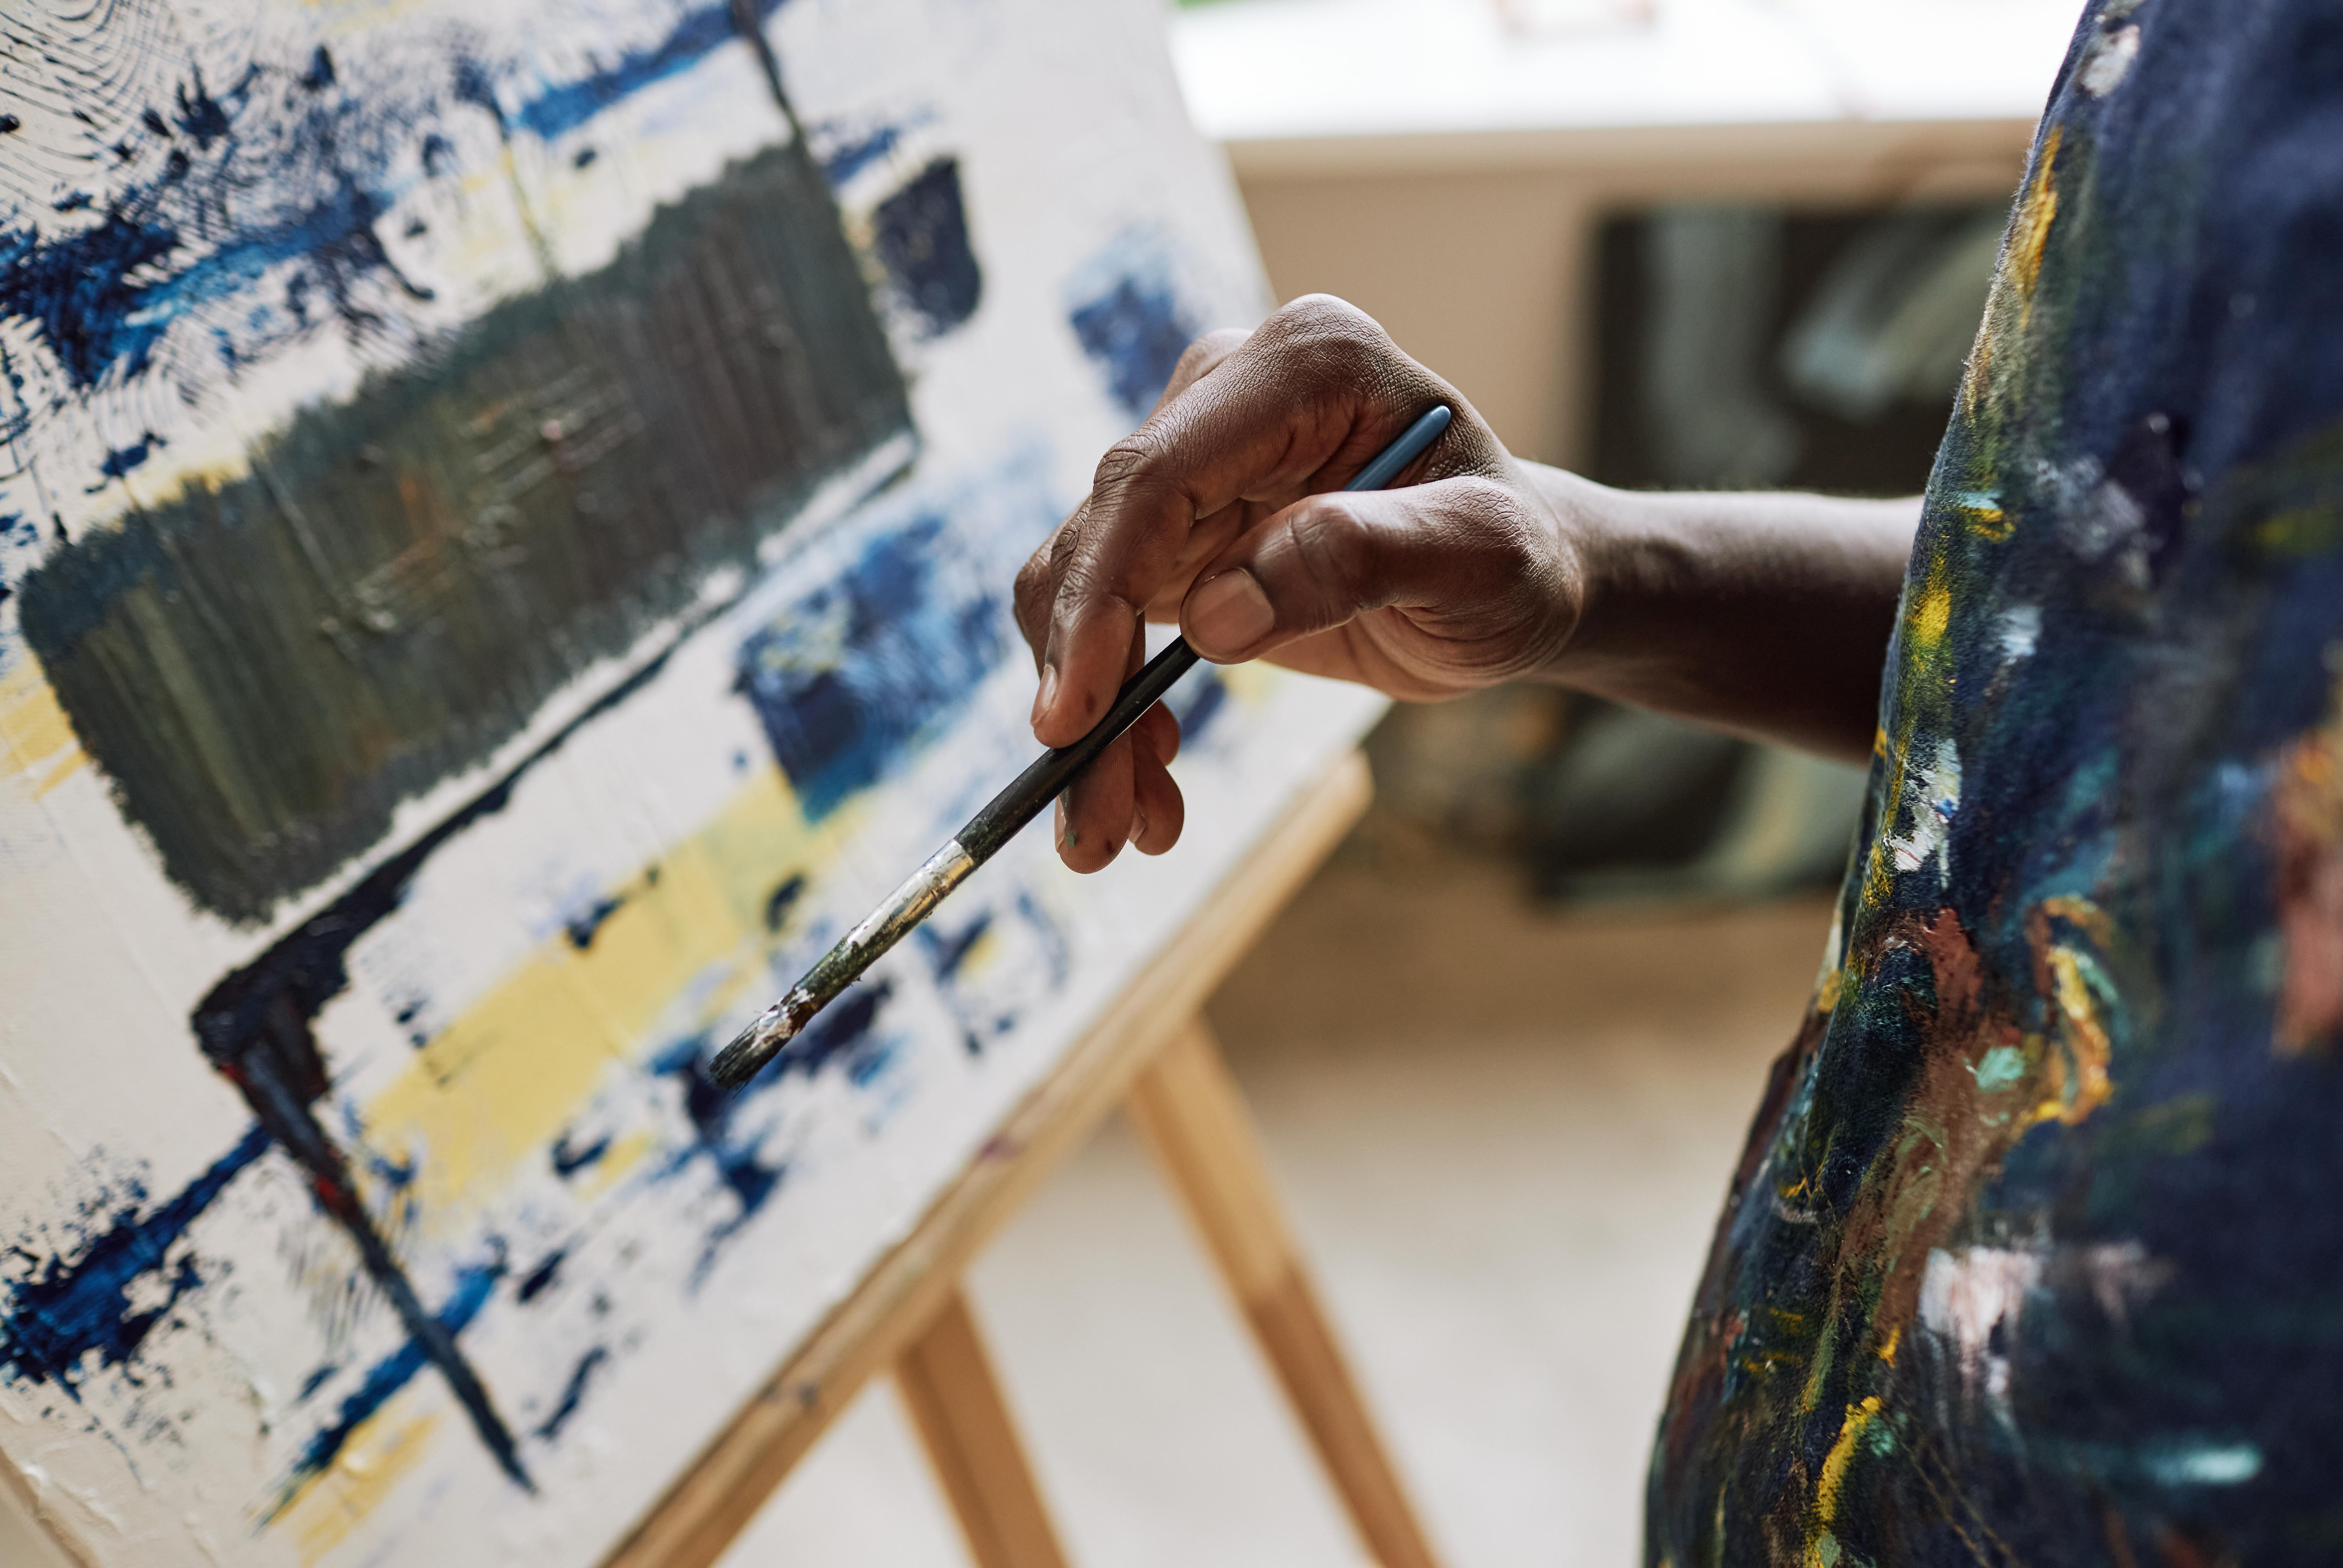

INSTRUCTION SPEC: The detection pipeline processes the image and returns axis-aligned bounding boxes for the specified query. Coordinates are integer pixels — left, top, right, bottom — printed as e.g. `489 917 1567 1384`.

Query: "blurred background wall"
720 3 2078 1563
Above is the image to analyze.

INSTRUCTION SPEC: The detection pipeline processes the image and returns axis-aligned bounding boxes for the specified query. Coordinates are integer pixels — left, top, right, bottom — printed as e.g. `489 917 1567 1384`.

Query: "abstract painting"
0 2 1381 1562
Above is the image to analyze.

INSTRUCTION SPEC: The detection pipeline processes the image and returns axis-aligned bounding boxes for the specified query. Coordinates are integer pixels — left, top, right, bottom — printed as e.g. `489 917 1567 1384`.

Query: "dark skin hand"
1014 294 1919 873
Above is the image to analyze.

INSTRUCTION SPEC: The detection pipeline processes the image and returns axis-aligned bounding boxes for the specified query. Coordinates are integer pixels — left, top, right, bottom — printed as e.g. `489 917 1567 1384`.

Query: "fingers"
1181 476 1566 676
1129 718 1186 856
1052 621 1189 871
1148 328 1251 418
1057 726 1136 873
1012 330 1249 685
1030 295 1498 749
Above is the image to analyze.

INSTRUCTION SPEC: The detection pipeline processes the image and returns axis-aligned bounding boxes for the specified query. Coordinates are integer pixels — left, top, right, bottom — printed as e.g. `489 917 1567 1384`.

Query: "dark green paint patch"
19 138 910 923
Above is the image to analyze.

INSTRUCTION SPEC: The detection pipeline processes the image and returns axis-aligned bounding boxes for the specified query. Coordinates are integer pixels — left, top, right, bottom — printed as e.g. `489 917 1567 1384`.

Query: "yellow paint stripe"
0 661 87 793
279 1403 443 1566
362 767 830 1228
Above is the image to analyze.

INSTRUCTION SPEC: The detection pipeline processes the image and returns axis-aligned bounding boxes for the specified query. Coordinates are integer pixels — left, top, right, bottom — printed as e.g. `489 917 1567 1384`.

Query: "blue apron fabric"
1646 3 2343 1562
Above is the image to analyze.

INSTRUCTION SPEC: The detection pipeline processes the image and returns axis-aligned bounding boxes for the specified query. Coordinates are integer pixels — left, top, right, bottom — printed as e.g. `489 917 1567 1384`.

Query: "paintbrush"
709 403 1455 1088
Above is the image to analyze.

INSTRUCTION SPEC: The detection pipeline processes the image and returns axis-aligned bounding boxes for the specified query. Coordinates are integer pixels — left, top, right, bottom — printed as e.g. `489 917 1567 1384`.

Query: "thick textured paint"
511 0 788 142
0 1126 270 1393
20 139 908 922
0 0 797 443
262 1258 505 1521
735 514 1006 821
871 158 982 338
1647 3 2343 1560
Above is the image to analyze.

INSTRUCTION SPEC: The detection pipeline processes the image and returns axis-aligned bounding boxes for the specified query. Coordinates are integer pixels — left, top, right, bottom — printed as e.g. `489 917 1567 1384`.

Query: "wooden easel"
603 751 1442 1568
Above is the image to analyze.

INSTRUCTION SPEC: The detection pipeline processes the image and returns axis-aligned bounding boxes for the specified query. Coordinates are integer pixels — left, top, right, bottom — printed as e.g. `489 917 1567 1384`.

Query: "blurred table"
1169 0 2078 464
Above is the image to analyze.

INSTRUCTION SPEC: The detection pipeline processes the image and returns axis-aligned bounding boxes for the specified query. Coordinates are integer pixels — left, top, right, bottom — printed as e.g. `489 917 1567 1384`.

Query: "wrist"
1513 461 1631 686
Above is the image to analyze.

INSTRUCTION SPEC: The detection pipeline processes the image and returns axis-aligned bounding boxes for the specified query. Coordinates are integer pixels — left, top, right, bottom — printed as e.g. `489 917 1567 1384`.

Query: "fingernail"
1055 796 1076 848
1032 665 1059 727
1187 569 1274 655
1130 804 1149 847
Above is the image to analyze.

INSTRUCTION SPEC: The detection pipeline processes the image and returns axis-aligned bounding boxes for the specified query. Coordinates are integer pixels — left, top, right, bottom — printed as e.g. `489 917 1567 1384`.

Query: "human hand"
1014 294 1583 872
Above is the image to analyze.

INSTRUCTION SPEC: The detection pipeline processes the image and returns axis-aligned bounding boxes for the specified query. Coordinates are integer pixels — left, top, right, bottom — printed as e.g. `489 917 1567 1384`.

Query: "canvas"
0 2 1383 1562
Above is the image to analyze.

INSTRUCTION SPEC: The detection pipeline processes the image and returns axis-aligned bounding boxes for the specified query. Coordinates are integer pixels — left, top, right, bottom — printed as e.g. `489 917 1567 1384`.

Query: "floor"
718 850 1831 1568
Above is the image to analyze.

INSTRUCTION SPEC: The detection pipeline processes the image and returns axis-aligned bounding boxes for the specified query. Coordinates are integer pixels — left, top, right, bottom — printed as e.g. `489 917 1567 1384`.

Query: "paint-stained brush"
709 403 1455 1088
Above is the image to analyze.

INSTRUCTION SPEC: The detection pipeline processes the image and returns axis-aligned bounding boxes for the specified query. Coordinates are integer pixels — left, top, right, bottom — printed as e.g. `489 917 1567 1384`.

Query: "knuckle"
1012 553 1054 634
1090 433 1161 496
1261 295 1389 382
1284 499 1376 603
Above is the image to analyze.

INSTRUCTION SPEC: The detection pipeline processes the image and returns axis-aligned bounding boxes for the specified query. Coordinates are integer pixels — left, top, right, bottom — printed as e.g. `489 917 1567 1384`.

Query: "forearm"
1528 465 1919 763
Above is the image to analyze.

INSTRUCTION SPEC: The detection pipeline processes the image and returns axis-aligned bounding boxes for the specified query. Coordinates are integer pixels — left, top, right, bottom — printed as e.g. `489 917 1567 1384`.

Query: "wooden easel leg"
1126 1021 1443 1568
894 1289 1072 1568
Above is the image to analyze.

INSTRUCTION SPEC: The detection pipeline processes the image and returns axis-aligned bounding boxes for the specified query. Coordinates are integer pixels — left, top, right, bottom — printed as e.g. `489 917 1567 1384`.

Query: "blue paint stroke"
871 158 982 339
261 1258 503 1522
533 1345 609 1440
0 1126 270 1395
763 872 807 932
550 1131 611 1180
648 981 897 1280
510 0 787 143
735 513 1004 820
1066 232 1200 421
563 894 625 951
919 911 992 980
95 433 162 483
0 0 790 468
515 1249 567 1304
0 54 437 411
814 120 904 186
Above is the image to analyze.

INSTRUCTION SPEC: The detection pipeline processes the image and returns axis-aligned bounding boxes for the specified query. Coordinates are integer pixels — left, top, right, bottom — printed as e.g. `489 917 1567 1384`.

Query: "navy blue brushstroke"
735 514 1004 819
533 1346 609 1440
0 1126 269 1393
564 894 625 950
817 122 902 186
763 873 807 932
96 433 162 482
1070 262 1197 422
550 1131 611 1179
512 0 788 142
0 0 791 445
872 158 982 339
0 51 447 410
919 911 992 980
647 982 895 1278
264 1258 503 1520
516 1249 566 1304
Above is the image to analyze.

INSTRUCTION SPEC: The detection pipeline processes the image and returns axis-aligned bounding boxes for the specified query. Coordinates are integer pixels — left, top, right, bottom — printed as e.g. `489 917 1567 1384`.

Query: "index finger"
1030 295 1474 746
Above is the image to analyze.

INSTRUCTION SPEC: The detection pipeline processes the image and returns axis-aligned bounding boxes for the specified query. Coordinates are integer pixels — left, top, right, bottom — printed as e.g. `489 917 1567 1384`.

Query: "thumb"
1178 477 1538 663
